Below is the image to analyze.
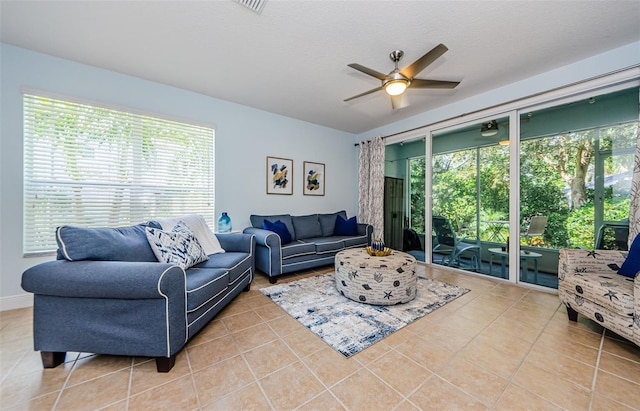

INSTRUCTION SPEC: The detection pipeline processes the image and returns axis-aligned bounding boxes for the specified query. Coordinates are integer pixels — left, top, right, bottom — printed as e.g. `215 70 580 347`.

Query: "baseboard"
0 293 33 311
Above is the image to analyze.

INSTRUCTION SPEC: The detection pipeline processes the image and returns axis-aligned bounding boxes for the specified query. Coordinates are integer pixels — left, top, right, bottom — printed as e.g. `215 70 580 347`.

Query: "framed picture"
266 156 293 195
303 161 325 196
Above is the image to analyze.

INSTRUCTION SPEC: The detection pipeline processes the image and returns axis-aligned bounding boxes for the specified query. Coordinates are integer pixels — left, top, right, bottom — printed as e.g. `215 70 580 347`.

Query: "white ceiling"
1 1 639 134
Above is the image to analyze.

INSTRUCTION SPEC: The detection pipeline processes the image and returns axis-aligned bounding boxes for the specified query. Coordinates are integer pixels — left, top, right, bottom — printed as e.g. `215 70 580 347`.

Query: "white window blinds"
23 93 215 255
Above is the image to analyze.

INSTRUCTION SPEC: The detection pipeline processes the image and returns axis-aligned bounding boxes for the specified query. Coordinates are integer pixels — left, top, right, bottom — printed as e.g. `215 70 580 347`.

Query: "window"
23 93 215 255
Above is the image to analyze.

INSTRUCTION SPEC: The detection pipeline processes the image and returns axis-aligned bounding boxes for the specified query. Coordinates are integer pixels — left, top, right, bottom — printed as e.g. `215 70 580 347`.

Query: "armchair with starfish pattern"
558 248 639 347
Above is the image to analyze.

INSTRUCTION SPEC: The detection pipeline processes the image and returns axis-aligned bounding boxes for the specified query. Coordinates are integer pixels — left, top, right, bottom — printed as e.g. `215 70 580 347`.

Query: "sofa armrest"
357 223 373 244
243 227 282 277
558 249 627 280
22 260 185 299
215 233 255 254
243 227 281 248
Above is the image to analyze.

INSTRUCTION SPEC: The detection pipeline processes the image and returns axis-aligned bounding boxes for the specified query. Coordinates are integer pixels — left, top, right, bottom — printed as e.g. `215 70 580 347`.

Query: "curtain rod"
354 64 640 147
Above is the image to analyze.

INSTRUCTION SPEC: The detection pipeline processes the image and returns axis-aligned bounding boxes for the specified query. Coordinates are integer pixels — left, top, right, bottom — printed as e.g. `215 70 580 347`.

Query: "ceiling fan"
344 43 460 109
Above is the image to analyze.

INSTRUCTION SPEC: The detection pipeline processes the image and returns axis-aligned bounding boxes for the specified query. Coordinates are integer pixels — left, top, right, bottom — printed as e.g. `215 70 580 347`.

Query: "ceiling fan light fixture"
481 120 499 137
384 79 408 96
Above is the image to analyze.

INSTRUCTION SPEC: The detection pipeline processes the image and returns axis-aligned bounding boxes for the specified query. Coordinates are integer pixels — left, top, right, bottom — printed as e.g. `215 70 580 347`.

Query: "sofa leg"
155 355 176 372
41 351 66 368
244 283 251 292
566 305 578 322
269 277 277 284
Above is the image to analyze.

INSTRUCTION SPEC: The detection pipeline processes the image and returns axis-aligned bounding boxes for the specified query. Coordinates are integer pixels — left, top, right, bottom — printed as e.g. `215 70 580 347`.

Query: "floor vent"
234 0 267 14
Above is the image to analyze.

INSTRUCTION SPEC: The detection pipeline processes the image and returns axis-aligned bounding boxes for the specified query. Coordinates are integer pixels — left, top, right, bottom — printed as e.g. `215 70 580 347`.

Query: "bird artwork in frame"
266 156 293 195
303 161 325 196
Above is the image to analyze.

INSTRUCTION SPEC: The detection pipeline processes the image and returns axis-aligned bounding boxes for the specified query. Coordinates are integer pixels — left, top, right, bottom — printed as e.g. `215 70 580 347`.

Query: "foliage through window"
427 121 636 249
23 94 215 254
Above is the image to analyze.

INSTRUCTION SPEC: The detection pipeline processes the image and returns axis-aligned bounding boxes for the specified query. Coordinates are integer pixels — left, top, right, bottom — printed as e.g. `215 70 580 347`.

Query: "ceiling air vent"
234 0 267 14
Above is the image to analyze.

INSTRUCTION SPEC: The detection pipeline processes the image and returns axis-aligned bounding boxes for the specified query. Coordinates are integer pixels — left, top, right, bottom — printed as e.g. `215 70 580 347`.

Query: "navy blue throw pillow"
618 234 640 278
334 215 358 236
263 220 292 245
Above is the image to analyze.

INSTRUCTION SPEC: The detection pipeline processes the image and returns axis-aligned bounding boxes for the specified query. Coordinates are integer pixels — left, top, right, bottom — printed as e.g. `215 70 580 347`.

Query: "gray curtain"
628 91 640 245
358 137 385 240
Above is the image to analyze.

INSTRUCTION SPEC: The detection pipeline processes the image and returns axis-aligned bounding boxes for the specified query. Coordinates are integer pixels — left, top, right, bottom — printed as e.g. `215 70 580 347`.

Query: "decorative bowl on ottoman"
335 248 417 305
366 246 392 257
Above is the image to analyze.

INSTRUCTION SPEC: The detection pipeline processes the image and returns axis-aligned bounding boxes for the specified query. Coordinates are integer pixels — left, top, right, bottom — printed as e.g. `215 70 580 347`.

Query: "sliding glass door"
430 117 512 276
517 87 638 287
384 84 638 290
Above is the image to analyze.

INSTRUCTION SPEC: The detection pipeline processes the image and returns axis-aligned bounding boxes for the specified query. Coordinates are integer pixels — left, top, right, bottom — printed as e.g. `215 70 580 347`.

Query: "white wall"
0 44 359 309
357 41 640 142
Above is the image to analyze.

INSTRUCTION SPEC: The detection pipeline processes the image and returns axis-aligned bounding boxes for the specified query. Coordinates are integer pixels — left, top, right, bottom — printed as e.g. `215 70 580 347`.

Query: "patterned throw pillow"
145 221 208 269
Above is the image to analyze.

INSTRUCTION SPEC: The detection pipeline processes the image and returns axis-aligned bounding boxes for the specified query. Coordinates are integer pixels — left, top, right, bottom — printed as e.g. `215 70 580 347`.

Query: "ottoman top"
336 248 416 270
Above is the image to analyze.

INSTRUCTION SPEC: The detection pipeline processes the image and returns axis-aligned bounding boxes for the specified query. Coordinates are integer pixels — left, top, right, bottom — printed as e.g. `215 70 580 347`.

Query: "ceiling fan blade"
347 63 387 81
400 43 448 79
344 86 383 102
390 94 409 110
410 79 460 89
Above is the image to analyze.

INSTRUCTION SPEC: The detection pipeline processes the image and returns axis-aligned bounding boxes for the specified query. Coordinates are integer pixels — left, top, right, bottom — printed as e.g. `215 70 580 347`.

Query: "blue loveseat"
21 215 255 372
243 211 372 283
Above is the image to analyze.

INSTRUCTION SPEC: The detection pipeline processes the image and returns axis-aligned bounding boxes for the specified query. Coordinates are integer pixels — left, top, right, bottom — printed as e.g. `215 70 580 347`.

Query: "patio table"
484 220 509 242
488 247 541 283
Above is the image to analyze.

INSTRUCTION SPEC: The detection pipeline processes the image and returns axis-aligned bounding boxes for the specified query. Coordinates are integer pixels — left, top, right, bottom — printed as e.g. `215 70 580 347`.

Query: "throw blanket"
155 214 225 255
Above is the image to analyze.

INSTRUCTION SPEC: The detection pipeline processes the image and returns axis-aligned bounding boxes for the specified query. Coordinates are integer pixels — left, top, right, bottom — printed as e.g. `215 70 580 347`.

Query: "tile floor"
1 264 639 410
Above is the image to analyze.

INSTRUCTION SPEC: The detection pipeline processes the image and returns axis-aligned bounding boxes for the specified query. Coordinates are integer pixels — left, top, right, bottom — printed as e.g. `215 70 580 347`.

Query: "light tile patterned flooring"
1 264 639 410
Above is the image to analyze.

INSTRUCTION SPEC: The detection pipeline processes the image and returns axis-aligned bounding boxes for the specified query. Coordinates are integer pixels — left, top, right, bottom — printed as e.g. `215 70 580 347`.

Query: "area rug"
260 273 470 357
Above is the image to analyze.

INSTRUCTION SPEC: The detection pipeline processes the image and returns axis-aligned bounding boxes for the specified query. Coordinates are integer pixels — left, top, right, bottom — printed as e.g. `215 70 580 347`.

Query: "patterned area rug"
260 273 470 357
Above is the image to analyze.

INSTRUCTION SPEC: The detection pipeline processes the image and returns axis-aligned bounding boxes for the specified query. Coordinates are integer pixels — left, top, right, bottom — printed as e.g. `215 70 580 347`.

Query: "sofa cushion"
334 215 358 236
263 220 292 245
193 252 253 284
56 224 157 262
341 234 369 248
301 237 345 254
318 211 347 236
145 222 209 269
618 234 640 278
281 241 316 260
185 268 229 312
251 214 296 240
292 214 323 239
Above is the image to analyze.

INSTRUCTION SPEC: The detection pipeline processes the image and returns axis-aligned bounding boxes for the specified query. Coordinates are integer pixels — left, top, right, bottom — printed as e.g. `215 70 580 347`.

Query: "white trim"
283 255 335 268
187 277 248 332
0 293 33 311
187 286 229 313
186 272 227 294
229 267 251 286
156 266 186 356
282 251 316 260
56 227 72 261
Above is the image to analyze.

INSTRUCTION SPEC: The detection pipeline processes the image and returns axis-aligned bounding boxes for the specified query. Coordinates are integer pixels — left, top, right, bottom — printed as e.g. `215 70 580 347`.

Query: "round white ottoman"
334 248 417 305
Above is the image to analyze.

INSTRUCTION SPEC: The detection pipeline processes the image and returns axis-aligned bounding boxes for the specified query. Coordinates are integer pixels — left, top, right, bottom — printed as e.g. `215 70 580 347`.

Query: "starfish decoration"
384 291 393 299
603 290 619 301
586 250 600 258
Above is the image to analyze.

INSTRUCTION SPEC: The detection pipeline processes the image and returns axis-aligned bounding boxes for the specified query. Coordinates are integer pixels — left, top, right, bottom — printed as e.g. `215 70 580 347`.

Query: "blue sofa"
243 211 372 283
21 216 255 372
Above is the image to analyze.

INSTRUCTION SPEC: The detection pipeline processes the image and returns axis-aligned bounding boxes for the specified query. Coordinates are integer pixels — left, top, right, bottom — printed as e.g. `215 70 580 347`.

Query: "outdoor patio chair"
595 220 629 250
432 216 480 271
521 215 548 245
403 227 425 262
